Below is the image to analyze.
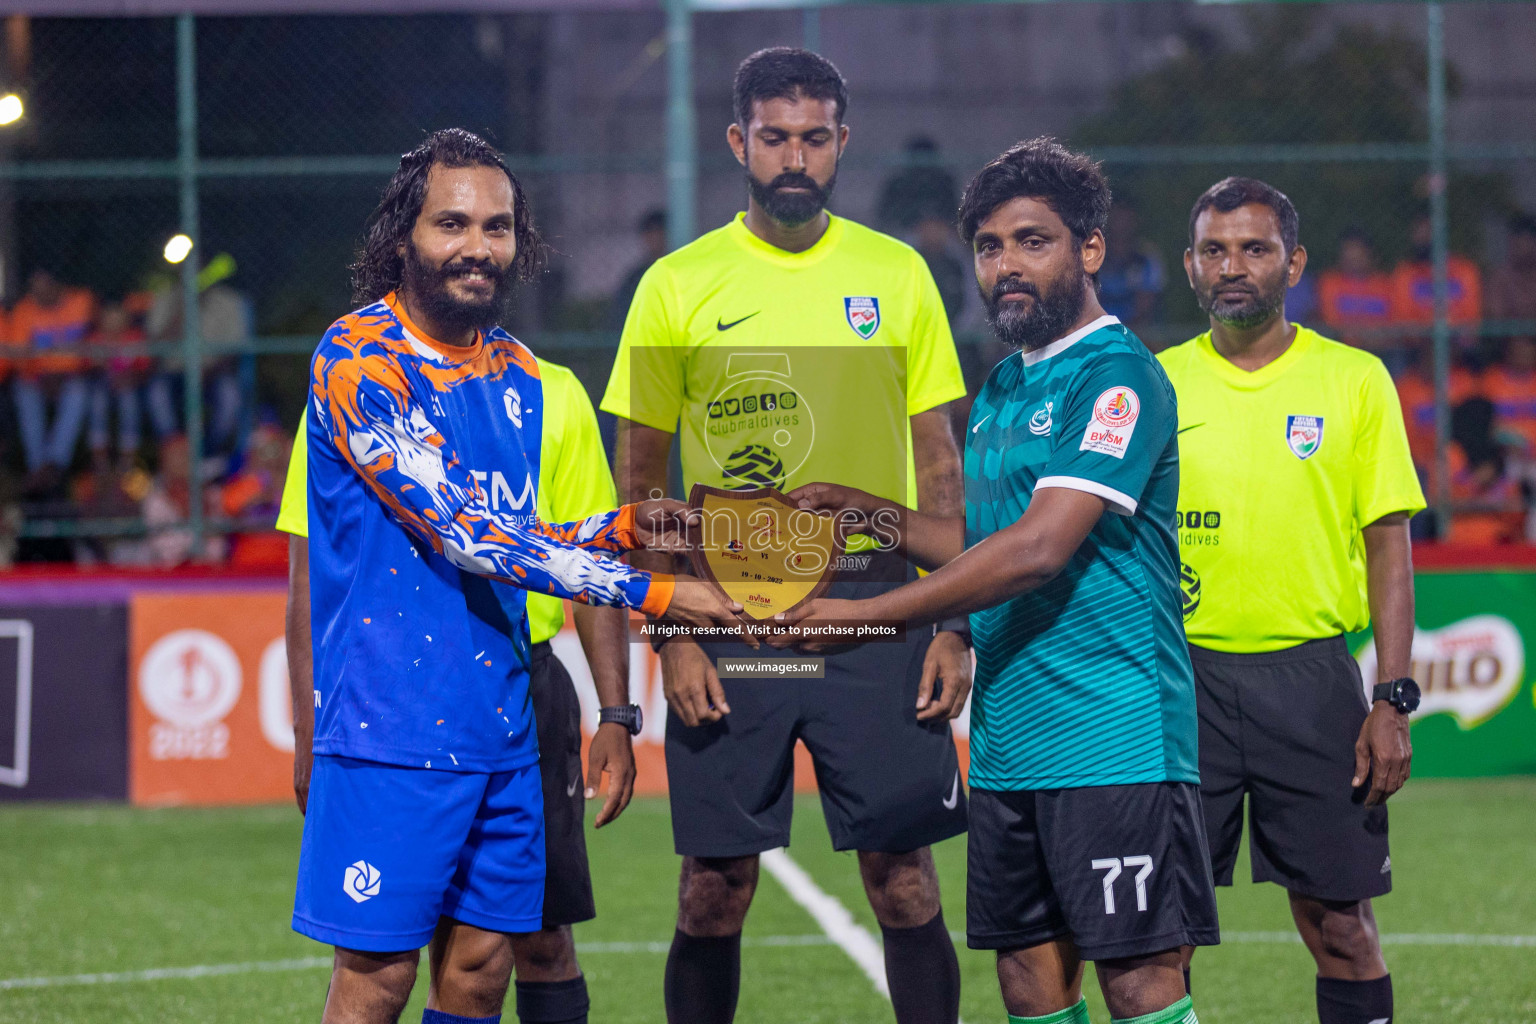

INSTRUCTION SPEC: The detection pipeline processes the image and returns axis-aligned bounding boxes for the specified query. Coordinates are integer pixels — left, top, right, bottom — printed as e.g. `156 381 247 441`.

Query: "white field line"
759 847 891 999
4 929 1532 992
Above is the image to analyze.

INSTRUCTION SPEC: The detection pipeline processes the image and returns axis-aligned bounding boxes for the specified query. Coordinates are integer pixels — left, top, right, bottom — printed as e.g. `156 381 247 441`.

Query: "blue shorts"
293 754 545 952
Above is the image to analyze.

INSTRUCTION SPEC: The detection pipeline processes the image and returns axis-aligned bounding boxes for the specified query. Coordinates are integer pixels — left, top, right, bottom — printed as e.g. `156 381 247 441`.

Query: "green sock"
1009 996 1090 1024
1110 994 1198 1024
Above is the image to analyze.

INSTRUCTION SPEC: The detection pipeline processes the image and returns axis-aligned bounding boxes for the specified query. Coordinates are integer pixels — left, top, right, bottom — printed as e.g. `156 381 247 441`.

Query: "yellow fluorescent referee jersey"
1157 326 1425 653
600 213 965 514
277 357 617 646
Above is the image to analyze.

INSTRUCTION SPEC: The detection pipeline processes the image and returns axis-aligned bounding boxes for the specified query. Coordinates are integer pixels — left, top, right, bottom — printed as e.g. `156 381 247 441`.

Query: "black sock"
664 930 741 1024
1317 975 1392 1024
514 976 588 1024
881 911 961 1024
1183 967 1192 995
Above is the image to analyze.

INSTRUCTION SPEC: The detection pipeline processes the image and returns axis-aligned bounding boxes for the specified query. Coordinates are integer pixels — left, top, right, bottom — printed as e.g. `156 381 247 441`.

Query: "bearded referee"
602 48 970 1024
1159 177 1424 1024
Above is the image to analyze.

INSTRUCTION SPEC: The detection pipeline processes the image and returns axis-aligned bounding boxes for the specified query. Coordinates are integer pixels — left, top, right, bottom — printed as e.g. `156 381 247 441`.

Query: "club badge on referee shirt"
844 297 880 339
1286 415 1324 460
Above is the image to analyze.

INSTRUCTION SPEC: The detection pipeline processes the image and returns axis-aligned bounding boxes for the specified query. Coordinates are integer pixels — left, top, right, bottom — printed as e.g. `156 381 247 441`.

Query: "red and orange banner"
129 590 295 806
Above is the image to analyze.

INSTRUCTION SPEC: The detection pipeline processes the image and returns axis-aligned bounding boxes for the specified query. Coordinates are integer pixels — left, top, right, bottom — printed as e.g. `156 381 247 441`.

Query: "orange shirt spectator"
1389 256 1483 327
1483 336 1536 453
1319 230 1394 350
1389 216 1482 327
11 272 96 378
1396 365 1482 467
1320 273 1393 332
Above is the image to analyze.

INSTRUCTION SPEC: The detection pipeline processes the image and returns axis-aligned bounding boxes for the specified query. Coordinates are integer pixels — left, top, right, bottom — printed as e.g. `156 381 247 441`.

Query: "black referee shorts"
528 642 597 928
665 551 967 858
1191 636 1391 903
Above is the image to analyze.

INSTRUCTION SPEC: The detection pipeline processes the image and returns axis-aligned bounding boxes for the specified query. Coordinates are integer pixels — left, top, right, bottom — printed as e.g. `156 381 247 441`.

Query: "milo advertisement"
1353 570 1536 776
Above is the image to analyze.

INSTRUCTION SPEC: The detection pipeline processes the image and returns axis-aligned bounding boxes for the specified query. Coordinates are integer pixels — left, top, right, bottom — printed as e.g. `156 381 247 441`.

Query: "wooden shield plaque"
687 484 844 621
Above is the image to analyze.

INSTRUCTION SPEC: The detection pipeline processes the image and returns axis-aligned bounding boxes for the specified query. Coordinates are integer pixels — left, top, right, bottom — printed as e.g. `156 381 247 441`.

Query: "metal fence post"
665 0 695 252
1427 1 1452 535
177 13 204 546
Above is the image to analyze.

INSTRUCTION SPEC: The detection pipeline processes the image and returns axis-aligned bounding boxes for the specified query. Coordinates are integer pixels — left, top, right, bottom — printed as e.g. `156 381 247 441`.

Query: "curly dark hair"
350 128 546 306
958 138 1111 247
1188 177 1299 254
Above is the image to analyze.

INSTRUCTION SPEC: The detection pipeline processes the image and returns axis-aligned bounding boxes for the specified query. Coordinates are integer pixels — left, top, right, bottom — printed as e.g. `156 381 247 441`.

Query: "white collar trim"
1021 314 1121 366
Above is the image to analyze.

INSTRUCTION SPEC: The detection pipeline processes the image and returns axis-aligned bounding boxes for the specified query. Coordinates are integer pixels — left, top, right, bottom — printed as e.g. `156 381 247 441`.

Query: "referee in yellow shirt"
276 355 636 1024
1158 177 1425 1024
603 48 969 1024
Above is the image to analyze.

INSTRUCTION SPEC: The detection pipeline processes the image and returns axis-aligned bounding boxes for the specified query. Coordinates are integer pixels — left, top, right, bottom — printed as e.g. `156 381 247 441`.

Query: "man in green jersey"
1159 178 1423 1024
784 139 1218 1024
602 48 971 1024
278 355 639 1024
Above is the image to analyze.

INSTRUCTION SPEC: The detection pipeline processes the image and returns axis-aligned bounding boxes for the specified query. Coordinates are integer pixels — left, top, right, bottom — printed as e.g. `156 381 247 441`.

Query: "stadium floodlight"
163 233 193 264
0 93 22 127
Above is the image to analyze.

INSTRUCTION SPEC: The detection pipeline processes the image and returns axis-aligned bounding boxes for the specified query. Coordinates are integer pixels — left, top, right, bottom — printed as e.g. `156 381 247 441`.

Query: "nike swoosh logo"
972 414 993 435
1177 422 1205 435
716 312 759 331
566 777 580 797
942 772 960 810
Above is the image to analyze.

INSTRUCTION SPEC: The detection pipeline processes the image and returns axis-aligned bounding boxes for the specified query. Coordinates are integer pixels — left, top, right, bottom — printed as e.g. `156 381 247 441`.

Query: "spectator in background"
1487 212 1536 324
8 269 97 496
137 433 225 566
1319 228 1395 352
220 421 290 570
875 135 958 235
145 254 251 459
1483 335 1536 455
1394 346 1481 472
1438 396 1524 546
1390 213 1483 330
1096 202 1166 330
606 208 668 332
87 300 152 473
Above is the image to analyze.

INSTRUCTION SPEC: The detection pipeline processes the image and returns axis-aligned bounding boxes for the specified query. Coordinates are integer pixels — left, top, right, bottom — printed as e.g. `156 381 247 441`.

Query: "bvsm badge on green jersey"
844 296 880 339
1286 415 1324 459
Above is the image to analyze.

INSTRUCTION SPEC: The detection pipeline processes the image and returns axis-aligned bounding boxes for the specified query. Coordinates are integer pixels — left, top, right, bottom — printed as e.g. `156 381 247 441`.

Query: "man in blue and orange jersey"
294 128 745 1024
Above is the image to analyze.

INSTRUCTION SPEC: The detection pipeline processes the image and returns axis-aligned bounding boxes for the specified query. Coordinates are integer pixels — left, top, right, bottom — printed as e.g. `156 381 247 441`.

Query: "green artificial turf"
2 778 1533 1023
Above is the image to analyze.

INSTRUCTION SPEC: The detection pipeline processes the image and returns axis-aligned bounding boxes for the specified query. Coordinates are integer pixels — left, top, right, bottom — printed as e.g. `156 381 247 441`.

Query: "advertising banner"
106 564 1536 808
0 604 129 802
1354 570 1536 777
129 589 295 806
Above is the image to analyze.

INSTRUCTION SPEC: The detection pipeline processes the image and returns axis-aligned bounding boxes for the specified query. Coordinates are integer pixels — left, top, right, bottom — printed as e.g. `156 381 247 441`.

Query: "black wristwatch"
599 704 644 736
1372 677 1421 715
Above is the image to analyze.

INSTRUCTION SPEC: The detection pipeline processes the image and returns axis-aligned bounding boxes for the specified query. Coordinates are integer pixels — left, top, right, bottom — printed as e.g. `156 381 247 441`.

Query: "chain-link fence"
1 2 1533 564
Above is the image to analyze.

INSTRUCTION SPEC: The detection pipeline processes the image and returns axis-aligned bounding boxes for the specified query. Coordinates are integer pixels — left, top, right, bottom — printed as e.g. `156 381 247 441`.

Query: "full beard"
401 241 516 339
982 271 1088 352
1197 274 1286 330
747 168 837 228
